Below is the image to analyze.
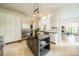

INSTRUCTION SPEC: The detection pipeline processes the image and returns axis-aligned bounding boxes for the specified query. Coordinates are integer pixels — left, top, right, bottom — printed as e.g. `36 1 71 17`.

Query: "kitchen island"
27 34 50 56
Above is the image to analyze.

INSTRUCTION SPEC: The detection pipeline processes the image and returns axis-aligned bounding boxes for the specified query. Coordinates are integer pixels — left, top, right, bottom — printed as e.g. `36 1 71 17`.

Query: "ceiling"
0 3 79 18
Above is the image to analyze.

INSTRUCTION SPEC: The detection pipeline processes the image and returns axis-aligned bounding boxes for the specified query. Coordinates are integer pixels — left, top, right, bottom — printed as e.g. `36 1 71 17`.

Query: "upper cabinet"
50 14 60 27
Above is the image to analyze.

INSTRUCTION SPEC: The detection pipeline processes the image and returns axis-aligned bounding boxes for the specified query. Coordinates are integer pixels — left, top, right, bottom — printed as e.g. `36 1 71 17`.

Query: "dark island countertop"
38 35 50 40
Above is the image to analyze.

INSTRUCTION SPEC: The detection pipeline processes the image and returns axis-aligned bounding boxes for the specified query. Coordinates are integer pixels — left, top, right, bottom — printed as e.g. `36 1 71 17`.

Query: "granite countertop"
39 30 58 34
38 35 50 40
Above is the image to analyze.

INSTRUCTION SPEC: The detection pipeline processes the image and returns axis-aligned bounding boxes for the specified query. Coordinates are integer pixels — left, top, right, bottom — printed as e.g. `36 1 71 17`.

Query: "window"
65 23 78 34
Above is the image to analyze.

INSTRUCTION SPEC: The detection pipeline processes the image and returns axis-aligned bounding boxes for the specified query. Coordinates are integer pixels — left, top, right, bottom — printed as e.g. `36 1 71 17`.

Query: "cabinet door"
15 16 21 41
4 14 16 43
50 14 60 27
0 12 5 35
50 34 55 43
4 14 21 43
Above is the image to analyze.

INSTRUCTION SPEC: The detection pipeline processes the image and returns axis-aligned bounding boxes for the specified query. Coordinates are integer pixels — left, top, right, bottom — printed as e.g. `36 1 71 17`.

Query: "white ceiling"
0 3 79 17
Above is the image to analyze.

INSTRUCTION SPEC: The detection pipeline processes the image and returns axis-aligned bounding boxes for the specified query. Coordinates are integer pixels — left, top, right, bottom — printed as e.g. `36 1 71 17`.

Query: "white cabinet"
50 14 61 45
50 15 58 27
4 14 21 43
0 12 21 43
0 12 5 35
50 34 55 43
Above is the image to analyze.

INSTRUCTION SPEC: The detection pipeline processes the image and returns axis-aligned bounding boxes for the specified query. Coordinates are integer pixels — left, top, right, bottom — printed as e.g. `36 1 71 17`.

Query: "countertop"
38 35 50 40
39 30 58 34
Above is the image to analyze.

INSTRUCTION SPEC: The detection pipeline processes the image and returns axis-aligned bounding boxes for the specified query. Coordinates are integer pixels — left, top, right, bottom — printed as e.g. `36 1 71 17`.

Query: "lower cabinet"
27 35 50 56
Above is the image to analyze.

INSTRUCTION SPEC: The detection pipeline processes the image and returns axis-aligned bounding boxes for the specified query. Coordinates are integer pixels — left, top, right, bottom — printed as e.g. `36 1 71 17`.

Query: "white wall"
0 8 29 43
51 6 79 26
60 7 79 25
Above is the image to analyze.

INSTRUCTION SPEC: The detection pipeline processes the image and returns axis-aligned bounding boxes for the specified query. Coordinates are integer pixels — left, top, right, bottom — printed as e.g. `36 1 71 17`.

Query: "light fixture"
33 3 40 17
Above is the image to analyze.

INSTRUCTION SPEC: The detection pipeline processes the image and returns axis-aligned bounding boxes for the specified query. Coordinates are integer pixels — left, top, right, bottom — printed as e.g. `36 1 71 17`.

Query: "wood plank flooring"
3 40 79 56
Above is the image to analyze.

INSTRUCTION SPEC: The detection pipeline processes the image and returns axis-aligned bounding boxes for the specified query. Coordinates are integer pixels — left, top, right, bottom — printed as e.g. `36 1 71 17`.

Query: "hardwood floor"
3 40 79 56
50 44 79 56
4 40 34 56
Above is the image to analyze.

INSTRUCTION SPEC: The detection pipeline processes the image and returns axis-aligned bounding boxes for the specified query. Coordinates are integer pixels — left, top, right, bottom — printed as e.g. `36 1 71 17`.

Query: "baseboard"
5 39 26 45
